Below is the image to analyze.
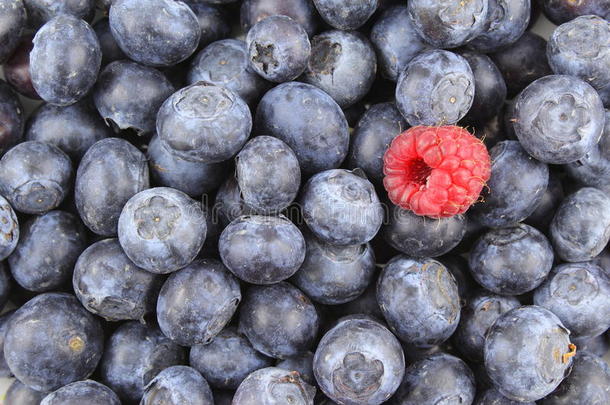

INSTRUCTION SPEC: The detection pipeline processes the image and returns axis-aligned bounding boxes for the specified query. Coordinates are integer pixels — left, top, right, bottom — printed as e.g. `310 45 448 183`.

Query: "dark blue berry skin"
4 293 103 392
468 0 530 53
214 176 256 227
99 322 186 403
514 75 605 164
470 141 549 228
240 0 319 37
490 31 552 98
75 137 149 236
185 2 230 50
407 0 488 48
484 306 574 402
0 80 24 156
140 366 214 405
0 310 14 377
526 171 564 231
109 0 200 67
540 0 610 25
187 39 270 106
313 316 404 405
25 100 111 161
378 256 460 348
2 34 38 99
238 282 319 359
0 0 26 63
190 326 273 390
392 353 475 405
118 187 206 274
93 60 175 135
157 82 252 164
213 390 234 405
0 195 18 260
383 205 467 258
334 281 384 321
303 30 376 108
9 210 86 292
157 259 241 346
572 334 609 358
440 254 478 303
453 292 520 362
566 111 610 188
469 223 554 296
254 82 349 175
93 18 125 66
370 6 429 82
5 380 46 405
276 351 314 385
291 231 376 305
246 15 311 83
236 136 300 212
41 380 120 405
233 367 316 405
396 50 475 126
475 387 535 405
30 15 101 106
73 238 161 322
301 169 383 246
534 262 610 339
550 187 610 262
219 215 305 285
24 0 95 28
458 50 507 125
313 0 378 30
348 102 407 184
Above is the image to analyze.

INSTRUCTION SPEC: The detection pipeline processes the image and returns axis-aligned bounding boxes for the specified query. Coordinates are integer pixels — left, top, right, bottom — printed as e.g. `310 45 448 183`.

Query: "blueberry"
313 316 404 405
187 39 270 106
109 0 200 67
75 137 150 236
0 80 25 155
370 5 429 81
550 187 610 262
0 0 27 63
0 310 14 376
93 60 175 135
0 194 18 260
140 366 214 405
276 352 314 385
383 205 467 258
303 30 376 108
219 215 305 285
468 0 531 53
41 380 120 405
484 306 575 402
312 0 378 30
246 15 311 83
185 2 230 50
254 82 349 175
233 367 316 405
407 0 488 48
240 0 319 37
470 140 549 228
9 210 86 292
4 293 103 392
571 334 610 358
190 326 273 390
23 0 95 28
3 34 40 99
377 256 460 347
118 187 206 274
534 262 610 339
238 282 319 359
92 17 125 66
395 50 475 126
157 82 252 163
525 171 565 231
5 380 46 405
540 0 610 25
214 176 256 226
392 353 475 405
475 387 535 405
99 321 185 403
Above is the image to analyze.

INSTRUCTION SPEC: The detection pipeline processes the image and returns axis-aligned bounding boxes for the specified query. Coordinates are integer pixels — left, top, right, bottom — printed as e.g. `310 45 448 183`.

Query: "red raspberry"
383 125 491 218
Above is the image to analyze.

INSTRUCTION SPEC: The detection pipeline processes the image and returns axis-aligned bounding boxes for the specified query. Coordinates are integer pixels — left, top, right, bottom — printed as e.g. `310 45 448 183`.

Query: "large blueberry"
41 380 120 405
23 0 95 28
312 0 378 30
240 0 319 37
0 0 27 63
233 367 316 405
92 17 125 66
468 0 531 53
0 80 24 156
0 194 18 260
140 366 214 405
185 2 230 50
5 380 46 405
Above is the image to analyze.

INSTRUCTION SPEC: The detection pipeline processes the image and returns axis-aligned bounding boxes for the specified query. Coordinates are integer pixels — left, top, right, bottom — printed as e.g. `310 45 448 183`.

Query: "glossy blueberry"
534 262 610 339
0 0 26 63
276 352 314 385
76 137 149 236
185 2 230 50
93 60 175 135
140 366 214 405
99 322 185 403
219 215 305 285
378 256 460 347
396 50 475 126
484 306 574 402
238 282 319 359
540 0 610 25
5 380 46 405
470 141 549 228
0 310 14 376
41 380 120 405
109 0 200 67
3 34 40 99
23 0 95 28
475 387 535 405
4 293 103 392
550 187 610 262
246 15 310 83
0 195 18 260
93 18 125 66
214 176 256 227
240 0 319 37
254 82 349 175
9 210 86 292
468 0 530 53
190 326 273 390
313 316 404 405
525 171 564 230
312 0 377 30
187 39 270 105
233 367 316 405
118 187 206 274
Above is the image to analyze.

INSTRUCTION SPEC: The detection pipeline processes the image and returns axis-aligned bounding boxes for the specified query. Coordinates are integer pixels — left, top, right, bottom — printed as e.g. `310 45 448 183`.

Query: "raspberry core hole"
408 158 433 185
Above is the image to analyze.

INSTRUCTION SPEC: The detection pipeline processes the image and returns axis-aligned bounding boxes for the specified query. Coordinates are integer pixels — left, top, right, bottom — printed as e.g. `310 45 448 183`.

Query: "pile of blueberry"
0 0 609 404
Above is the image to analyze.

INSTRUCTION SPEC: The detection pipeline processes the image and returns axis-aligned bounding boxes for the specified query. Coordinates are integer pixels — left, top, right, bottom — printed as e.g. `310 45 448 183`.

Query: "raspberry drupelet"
383 126 491 218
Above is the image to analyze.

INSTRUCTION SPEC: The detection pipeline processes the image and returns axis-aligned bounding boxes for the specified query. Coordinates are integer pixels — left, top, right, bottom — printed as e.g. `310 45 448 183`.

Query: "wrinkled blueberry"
0 80 25 155
241 0 319 37
41 380 120 405
233 367 316 405
3 34 40 99
468 0 531 53
92 17 125 66
313 0 378 30
140 366 214 405
0 0 27 63
24 0 95 28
